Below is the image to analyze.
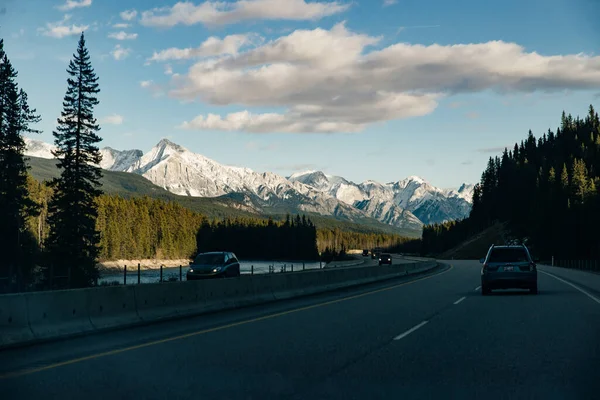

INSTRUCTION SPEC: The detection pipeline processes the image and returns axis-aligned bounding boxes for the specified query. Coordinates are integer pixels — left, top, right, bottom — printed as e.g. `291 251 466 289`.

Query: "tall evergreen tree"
0 40 41 290
46 34 103 288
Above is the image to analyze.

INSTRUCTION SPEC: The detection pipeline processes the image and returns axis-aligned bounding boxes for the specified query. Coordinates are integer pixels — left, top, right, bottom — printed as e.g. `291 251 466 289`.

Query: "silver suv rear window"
488 248 529 263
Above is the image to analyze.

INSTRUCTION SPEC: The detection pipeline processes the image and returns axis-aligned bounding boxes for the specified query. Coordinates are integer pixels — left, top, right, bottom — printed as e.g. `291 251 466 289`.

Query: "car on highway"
187 252 241 280
480 245 538 295
362 249 369 257
379 253 392 266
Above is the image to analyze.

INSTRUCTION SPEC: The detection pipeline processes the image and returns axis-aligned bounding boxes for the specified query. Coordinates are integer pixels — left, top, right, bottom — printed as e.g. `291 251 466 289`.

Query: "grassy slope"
437 222 509 260
27 156 420 237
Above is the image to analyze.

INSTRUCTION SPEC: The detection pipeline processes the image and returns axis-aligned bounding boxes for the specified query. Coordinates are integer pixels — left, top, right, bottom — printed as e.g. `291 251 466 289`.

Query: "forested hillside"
423 105 600 260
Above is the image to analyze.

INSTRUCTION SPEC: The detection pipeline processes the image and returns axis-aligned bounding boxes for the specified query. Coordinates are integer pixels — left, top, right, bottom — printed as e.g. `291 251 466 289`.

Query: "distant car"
480 245 538 295
371 251 378 259
362 249 369 257
187 252 241 280
379 253 392 266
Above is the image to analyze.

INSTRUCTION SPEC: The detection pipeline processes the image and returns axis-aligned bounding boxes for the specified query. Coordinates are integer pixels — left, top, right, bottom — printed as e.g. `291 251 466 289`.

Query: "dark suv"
480 245 538 295
187 252 241 280
379 253 392 266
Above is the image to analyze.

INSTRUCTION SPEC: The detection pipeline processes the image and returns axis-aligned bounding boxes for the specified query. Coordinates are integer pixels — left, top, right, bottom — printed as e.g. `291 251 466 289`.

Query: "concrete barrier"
0 260 440 349
0 293 34 347
26 288 94 340
88 285 140 330
248 275 277 304
134 281 197 321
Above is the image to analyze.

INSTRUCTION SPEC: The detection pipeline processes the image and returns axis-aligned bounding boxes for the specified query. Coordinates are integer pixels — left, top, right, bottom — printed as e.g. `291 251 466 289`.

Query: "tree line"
197 215 319 260
422 105 600 260
317 228 416 254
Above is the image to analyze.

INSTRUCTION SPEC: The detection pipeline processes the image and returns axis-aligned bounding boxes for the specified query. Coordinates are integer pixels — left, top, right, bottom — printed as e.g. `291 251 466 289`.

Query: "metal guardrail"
553 260 600 272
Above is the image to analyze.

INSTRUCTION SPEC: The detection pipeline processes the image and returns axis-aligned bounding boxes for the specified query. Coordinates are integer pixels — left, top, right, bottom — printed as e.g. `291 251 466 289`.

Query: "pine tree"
46 34 103 288
0 40 42 290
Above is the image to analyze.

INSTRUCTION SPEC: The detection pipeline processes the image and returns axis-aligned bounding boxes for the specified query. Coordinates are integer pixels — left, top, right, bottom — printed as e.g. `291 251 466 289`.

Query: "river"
98 260 323 285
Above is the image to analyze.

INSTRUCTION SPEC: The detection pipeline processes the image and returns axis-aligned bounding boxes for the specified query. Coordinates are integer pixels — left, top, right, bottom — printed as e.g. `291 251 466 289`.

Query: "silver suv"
480 245 538 295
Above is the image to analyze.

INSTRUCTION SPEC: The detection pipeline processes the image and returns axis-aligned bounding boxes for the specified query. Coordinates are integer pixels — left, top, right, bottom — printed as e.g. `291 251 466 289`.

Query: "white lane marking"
394 321 428 341
475 286 481 291
539 270 600 305
454 296 466 305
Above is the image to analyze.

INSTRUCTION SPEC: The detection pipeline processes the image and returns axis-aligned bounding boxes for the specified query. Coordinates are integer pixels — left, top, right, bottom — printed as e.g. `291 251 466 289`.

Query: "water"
98 260 323 285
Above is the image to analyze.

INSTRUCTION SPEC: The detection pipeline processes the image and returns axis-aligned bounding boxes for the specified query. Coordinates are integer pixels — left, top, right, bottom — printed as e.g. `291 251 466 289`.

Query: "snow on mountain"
98 139 366 221
289 172 473 225
24 137 55 159
454 183 475 203
99 147 143 171
24 136 473 229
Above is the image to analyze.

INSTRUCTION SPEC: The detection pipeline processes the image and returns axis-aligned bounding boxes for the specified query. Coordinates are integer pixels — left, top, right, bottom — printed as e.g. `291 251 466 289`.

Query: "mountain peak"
156 138 186 153
289 170 319 179
406 175 427 184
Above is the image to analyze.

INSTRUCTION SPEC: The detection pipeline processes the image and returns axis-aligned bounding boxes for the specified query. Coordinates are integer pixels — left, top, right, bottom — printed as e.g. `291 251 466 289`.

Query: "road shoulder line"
539 269 600 305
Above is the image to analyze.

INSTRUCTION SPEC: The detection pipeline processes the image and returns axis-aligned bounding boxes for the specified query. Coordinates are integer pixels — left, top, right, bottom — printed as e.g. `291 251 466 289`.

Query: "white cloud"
120 9 138 21
111 44 131 60
140 80 153 88
101 114 125 125
40 15 89 38
108 31 138 40
112 23 130 28
140 0 350 28
164 64 174 75
383 0 397 6
168 23 600 133
149 34 259 62
58 0 92 11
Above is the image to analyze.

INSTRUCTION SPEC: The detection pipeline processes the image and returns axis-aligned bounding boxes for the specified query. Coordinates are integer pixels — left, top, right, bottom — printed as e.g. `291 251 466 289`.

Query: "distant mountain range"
24 137 474 234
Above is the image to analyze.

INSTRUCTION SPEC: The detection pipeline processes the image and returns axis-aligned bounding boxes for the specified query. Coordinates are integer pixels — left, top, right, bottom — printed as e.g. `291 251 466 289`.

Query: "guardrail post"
138 263 140 284
251 265 254 275
124 265 127 285
50 263 54 290
180 265 182 281
291 264 293 272
160 265 163 282
551 256 554 266
303 262 305 271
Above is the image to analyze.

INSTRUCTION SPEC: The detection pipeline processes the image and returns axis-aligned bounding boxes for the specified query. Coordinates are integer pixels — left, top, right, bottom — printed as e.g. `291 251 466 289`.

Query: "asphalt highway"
2 261 599 399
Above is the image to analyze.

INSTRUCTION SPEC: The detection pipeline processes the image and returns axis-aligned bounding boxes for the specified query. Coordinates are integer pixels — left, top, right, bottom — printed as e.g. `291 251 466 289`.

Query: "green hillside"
26 156 420 237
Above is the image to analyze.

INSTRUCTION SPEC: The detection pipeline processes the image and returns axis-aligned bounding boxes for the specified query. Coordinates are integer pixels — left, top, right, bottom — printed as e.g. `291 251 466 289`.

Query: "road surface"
2 261 599 399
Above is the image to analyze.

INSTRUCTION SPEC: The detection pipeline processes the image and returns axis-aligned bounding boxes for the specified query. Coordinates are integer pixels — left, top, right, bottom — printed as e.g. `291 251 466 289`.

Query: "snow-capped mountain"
103 139 370 221
24 137 55 159
99 147 143 172
24 136 473 230
288 171 473 225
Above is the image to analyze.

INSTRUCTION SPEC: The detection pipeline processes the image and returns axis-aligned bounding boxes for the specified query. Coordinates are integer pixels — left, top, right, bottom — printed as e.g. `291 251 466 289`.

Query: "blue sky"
1 0 599 188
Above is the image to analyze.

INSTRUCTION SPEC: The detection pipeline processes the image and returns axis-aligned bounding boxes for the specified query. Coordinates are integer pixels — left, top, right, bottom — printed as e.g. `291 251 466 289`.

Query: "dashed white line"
539 270 600 305
453 296 466 305
394 321 428 341
474 286 481 291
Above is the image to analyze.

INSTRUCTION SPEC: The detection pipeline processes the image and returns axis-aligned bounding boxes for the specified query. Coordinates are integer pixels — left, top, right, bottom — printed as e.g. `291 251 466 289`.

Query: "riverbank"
97 259 192 272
